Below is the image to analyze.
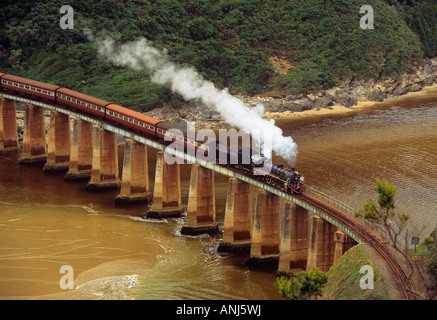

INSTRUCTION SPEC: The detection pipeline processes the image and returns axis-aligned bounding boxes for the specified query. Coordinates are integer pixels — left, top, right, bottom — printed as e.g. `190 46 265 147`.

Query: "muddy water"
1 88 436 299
0 148 279 300
279 89 437 238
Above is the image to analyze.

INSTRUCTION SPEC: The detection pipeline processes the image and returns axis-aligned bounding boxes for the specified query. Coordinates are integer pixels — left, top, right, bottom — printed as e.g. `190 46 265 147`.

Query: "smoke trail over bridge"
86 32 298 165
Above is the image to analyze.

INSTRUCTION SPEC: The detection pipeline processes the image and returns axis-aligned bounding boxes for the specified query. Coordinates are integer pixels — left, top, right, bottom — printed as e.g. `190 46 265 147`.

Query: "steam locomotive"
0 73 305 194
215 145 305 194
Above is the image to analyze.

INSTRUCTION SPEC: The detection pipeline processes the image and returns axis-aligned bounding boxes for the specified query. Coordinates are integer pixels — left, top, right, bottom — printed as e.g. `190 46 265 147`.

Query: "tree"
357 178 410 250
355 178 433 299
425 247 437 289
274 270 328 300
425 227 437 296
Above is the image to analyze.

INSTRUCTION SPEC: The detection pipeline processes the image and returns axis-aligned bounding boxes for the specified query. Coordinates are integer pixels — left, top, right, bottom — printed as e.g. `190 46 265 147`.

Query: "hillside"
1 0 436 112
323 244 390 300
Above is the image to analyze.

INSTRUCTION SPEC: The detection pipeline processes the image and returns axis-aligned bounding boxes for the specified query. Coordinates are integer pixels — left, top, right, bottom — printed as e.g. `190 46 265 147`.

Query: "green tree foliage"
0 0 435 111
424 228 437 290
356 178 410 249
275 270 328 300
389 0 437 58
426 247 437 287
355 178 436 299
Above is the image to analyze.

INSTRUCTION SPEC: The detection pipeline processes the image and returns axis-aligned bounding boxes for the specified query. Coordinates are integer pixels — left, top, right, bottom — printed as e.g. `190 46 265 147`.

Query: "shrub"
275 270 328 300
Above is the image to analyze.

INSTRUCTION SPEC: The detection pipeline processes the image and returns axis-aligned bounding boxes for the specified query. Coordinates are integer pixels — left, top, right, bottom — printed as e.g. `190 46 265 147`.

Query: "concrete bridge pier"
278 202 309 275
181 164 218 235
115 139 151 206
65 117 93 181
218 178 252 252
246 189 281 266
306 215 337 272
146 151 184 218
86 125 120 191
333 230 356 263
0 98 18 153
19 103 46 164
43 111 70 173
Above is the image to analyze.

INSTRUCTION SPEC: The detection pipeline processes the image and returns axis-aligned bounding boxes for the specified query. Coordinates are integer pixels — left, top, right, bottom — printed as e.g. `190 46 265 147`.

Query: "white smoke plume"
86 33 298 164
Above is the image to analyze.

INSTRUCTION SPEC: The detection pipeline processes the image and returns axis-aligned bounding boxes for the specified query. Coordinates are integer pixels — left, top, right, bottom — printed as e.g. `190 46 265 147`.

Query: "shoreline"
13 82 437 132
263 82 437 122
147 57 437 129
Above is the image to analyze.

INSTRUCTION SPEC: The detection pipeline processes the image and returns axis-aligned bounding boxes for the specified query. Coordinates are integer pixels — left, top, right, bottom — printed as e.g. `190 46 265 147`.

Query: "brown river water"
0 87 436 299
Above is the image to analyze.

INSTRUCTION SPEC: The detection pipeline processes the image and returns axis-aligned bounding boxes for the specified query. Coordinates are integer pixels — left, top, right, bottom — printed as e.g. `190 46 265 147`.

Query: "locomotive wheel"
266 175 273 185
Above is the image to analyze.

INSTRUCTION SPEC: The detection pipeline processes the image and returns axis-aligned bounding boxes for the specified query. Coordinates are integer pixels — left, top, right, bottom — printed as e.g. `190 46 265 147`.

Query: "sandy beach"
263 83 437 121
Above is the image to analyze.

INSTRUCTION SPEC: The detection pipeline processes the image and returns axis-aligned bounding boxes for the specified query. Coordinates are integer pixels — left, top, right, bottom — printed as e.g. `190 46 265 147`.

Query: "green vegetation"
322 245 389 300
355 178 410 250
417 229 437 290
1 0 436 111
356 178 437 299
276 247 389 300
390 0 437 58
275 269 328 300
426 245 437 287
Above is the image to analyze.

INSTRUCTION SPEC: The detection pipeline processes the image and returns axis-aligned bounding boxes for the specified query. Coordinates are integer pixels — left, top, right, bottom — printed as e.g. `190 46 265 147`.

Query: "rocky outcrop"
146 58 437 128
146 102 224 129
254 58 437 114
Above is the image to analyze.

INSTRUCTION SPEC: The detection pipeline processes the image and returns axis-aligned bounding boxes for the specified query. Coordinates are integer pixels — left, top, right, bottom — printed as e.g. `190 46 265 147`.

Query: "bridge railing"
305 186 357 217
305 186 385 236
3 91 387 244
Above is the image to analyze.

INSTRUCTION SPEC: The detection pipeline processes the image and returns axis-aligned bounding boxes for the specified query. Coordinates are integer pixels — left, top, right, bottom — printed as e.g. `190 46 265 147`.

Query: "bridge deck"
1 91 415 299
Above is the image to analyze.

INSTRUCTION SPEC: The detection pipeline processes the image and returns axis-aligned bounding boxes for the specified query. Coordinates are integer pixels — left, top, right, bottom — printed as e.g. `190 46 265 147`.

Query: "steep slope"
0 0 435 111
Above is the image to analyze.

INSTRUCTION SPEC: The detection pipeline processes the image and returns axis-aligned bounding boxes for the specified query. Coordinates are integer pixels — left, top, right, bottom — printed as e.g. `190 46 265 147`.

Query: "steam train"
215 145 305 194
0 73 305 194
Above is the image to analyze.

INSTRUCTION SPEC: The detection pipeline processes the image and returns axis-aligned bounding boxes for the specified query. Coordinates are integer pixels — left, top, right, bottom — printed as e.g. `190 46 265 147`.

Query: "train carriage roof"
57 87 111 107
2 74 60 91
106 104 163 126
156 119 189 135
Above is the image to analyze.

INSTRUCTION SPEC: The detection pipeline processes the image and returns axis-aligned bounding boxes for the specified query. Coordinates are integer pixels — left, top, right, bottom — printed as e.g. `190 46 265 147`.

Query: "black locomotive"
214 144 305 194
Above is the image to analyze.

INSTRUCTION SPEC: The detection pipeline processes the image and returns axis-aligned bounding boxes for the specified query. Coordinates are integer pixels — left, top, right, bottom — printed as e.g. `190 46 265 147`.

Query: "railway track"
222 166 415 299
296 192 416 300
3 92 417 299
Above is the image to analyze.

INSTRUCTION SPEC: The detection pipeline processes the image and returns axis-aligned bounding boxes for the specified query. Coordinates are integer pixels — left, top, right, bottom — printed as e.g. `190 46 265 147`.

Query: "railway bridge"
0 90 414 299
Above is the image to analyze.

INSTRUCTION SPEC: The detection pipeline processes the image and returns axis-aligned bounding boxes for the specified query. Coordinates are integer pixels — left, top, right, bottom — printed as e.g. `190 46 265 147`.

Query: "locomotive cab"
251 154 268 167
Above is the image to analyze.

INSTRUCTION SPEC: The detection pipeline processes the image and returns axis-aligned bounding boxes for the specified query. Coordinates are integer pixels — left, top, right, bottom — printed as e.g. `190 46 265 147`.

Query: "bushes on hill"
0 0 435 111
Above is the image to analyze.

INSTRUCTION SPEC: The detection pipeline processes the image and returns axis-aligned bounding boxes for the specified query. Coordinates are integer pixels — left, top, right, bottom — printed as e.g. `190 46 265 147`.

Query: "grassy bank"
323 245 389 300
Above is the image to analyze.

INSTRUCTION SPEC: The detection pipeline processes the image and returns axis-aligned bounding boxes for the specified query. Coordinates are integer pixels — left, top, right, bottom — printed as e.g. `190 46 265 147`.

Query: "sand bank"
263 83 437 121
